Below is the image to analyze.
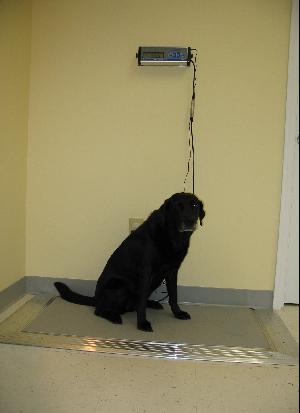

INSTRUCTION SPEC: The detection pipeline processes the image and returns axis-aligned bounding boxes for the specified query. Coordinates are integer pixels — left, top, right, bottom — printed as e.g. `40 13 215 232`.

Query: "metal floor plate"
0 294 298 366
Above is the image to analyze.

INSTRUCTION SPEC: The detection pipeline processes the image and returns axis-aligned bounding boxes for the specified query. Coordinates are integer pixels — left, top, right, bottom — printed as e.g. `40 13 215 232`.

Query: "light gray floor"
24 297 270 349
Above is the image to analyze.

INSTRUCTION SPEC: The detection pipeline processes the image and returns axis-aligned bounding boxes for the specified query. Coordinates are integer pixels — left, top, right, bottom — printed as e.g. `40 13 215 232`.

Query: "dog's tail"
54 282 96 306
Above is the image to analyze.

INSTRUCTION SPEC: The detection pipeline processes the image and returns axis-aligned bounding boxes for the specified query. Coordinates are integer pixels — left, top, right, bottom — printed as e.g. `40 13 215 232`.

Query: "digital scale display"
143 51 164 59
137 47 192 66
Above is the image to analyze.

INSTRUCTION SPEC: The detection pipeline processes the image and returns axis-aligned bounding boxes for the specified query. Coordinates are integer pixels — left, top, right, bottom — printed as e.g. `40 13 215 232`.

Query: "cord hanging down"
184 49 197 195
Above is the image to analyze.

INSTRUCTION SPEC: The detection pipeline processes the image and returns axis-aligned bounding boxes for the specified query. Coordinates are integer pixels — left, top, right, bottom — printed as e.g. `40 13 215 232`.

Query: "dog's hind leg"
94 288 123 324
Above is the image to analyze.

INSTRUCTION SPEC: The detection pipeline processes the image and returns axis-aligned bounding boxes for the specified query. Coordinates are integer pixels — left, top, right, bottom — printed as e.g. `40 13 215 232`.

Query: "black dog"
54 192 205 332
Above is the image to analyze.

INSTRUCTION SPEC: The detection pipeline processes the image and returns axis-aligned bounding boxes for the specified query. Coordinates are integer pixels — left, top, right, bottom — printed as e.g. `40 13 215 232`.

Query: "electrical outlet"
129 218 144 233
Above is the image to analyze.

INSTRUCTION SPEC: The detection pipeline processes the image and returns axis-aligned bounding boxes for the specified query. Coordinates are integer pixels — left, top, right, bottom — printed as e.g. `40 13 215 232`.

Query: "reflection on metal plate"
0 294 298 366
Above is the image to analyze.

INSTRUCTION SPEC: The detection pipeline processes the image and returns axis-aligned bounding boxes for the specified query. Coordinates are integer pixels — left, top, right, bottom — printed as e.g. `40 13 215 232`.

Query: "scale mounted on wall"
136 46 193 66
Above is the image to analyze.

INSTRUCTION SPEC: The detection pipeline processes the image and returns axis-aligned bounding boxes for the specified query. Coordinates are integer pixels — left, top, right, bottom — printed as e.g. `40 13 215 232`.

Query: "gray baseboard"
25 276 273 309
179 286 273 308
26 276 96 296
0 277 26 313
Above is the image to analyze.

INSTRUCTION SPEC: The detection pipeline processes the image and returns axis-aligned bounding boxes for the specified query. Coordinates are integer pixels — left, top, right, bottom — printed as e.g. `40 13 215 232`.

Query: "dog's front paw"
174 310 191 320
137 320 153 332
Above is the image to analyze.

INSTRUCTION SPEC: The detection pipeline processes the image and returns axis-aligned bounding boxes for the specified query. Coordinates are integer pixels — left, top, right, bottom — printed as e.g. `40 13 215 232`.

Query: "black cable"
190 57 197 195
191 120 195 194
157 280 169 303
184 50 197 194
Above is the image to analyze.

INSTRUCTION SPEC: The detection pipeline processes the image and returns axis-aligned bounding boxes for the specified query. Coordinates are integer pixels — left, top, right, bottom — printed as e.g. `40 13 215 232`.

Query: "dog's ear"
161 195 178 226
163 195 177 214
158 203 166 227
164 194 176 209
198 201 205 226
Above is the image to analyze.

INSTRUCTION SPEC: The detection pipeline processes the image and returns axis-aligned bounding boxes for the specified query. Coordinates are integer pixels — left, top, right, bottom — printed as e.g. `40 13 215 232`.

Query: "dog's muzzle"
178 222 197 232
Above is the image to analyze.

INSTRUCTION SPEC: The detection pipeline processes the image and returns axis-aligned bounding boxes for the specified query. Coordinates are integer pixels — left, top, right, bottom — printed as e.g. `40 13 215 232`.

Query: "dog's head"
164 192 205 232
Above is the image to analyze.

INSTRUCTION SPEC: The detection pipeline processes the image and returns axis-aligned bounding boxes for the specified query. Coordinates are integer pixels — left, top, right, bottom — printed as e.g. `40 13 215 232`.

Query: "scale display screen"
137 47 192 66
143 51 165 59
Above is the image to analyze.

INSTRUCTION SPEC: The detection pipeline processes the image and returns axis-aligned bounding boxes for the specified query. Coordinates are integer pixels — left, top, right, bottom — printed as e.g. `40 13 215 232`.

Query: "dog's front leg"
137 266 153 332
166 270 191 320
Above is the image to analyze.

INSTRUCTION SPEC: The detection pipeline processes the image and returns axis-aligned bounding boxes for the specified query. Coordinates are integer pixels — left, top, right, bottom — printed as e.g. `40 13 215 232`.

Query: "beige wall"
26 0 291 290
0 0 31 291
